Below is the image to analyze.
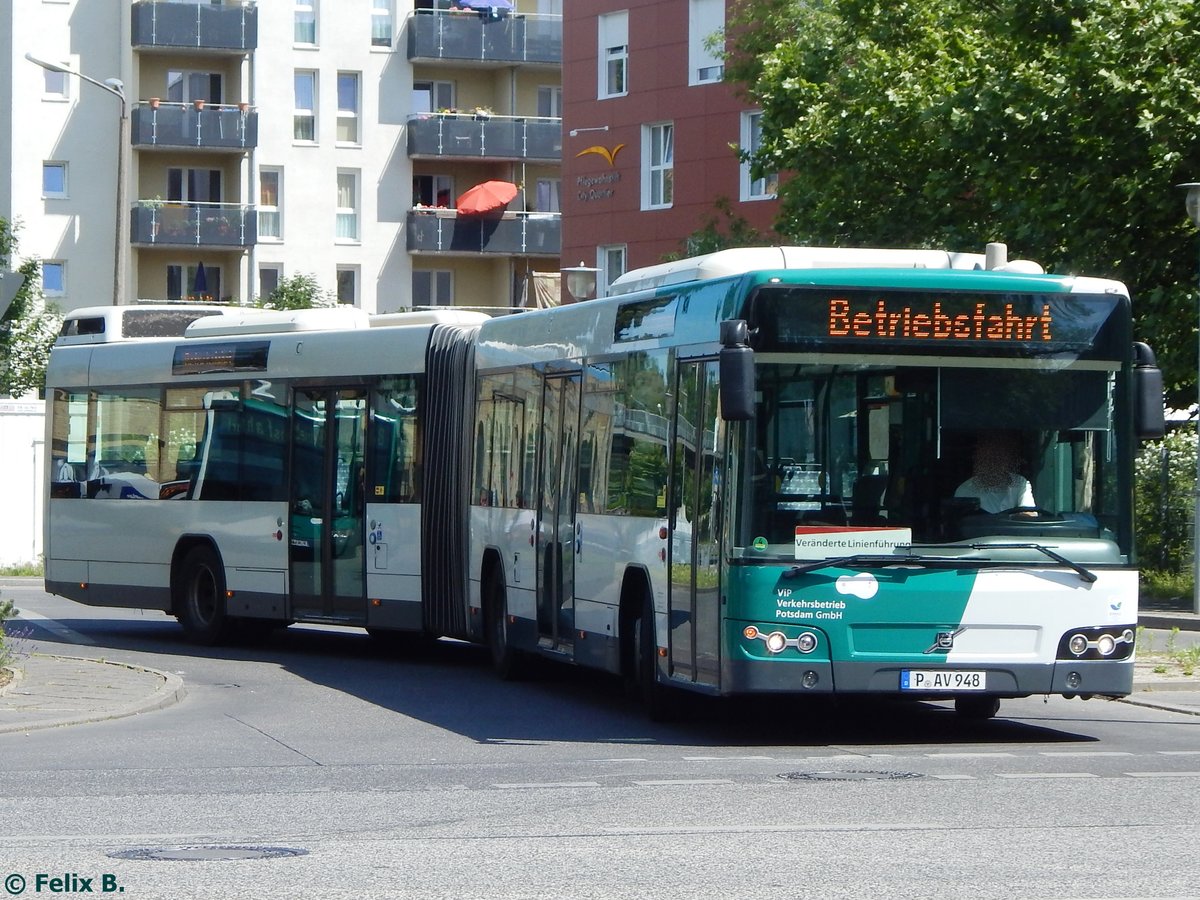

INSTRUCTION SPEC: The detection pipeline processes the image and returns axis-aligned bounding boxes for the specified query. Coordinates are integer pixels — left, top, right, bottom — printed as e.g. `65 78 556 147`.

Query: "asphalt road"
2 582 1199 900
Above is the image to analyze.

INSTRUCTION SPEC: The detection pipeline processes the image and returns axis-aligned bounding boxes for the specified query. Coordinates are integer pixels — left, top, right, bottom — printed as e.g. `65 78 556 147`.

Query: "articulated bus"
44 304 486 644
44 245 1164 720
467 245 1163 719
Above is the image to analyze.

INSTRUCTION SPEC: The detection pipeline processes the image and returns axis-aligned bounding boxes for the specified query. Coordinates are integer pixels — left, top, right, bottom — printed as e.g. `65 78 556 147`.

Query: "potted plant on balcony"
193 98 206 111
148 97 161 110
472 106 494 120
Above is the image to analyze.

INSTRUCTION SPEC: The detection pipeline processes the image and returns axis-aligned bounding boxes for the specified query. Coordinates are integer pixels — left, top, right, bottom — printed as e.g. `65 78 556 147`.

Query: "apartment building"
2 0 562 315
562 0 778 294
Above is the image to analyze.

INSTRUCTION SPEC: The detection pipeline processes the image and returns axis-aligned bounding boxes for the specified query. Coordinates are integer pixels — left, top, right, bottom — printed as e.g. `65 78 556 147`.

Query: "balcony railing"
407 113 560 161
407 11 561 65
131 0 258 53
132 202 257 248
407 210 560 256
132 102 257 151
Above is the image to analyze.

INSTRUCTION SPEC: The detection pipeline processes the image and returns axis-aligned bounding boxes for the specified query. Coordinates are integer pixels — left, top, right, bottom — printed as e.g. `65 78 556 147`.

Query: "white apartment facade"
2 0 562 315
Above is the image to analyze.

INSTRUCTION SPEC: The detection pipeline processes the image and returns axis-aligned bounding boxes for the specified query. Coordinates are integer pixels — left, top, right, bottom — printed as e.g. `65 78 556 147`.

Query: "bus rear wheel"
176 545 230 645
485 566 526 680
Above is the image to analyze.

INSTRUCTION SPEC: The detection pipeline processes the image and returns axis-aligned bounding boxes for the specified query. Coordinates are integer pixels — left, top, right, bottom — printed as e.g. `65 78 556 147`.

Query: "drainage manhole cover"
778 770 925 782
109 845 309 862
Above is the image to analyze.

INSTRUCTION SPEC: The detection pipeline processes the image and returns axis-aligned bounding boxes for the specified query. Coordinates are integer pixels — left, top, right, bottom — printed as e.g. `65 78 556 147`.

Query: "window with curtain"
295 0 317 44
598 11 628 99
535 179 561 213
371 0 392 47
688 0 724 84
336 171 359 241
413 270 452 306
294 71 316 142
337 73 360 144
259 169 282 239
643 122 674 209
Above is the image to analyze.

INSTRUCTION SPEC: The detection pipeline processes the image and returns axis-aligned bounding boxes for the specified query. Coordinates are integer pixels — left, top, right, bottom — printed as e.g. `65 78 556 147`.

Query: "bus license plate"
900 670 986 691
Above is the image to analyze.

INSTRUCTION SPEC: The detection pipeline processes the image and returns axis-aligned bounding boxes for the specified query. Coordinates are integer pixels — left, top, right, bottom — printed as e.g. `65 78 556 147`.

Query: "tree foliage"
1135 429 1196 577
256 273 333 310
0 218 61 398
727 0 1200 408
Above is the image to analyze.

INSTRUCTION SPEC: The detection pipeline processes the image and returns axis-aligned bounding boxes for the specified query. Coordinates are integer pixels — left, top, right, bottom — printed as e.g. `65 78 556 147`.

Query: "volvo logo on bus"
925 627 966 654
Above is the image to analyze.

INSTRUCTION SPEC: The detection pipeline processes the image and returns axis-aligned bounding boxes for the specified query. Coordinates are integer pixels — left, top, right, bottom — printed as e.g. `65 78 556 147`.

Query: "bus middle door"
290 387 368 623
536 371 581 652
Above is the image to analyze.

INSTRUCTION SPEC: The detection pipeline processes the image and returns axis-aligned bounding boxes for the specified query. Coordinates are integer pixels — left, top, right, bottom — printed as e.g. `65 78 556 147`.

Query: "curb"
1138 613 1200 631
0 654 186 735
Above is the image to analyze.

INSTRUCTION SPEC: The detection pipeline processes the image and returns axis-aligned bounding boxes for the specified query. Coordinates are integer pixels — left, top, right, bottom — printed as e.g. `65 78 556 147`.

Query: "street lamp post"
1177 182 1200 615
25 52 129 307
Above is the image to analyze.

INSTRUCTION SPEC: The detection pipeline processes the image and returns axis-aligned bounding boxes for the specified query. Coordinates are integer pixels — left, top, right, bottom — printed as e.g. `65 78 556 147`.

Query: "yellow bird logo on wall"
575 143 626 167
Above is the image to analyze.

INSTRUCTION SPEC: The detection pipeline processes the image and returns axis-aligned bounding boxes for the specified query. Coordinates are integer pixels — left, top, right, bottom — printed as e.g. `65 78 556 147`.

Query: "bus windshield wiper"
785 543 1096 584
901 542 1096 583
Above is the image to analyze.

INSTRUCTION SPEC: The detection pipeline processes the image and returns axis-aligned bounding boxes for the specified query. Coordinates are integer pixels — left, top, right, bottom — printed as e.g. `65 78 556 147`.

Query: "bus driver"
954 431 1035 514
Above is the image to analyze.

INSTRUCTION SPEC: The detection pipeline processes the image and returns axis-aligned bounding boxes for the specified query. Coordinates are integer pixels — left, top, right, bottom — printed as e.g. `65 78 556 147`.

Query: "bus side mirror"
1133 342 1165 440
719 319 755 421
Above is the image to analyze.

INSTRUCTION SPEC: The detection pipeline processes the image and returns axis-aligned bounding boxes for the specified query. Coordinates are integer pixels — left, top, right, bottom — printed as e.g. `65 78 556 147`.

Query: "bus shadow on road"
28 615 1104 748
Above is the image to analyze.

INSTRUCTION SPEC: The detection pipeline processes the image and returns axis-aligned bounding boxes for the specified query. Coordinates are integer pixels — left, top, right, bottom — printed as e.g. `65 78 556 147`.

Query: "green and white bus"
469 245 1164 718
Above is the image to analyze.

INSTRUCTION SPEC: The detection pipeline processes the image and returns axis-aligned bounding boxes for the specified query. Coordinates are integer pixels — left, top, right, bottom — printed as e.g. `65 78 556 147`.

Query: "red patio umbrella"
456 180 519 216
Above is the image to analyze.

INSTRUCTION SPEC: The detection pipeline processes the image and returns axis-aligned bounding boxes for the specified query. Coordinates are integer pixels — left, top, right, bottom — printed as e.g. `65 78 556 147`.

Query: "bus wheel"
485 566 526 680
954 695 1000 720
176 545 230 645
633 596 674 722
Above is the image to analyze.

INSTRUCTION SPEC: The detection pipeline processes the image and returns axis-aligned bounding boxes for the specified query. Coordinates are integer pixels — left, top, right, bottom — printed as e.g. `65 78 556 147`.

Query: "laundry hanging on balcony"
455 180 519 216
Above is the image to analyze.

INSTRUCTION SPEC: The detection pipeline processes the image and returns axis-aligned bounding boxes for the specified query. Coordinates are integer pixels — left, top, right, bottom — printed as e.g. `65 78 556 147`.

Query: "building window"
337 73 360 144
167 70 223 105
537 86 562 119
42 162 68 199
413 80 455 114
642 122 674 210
689 0 724 84
598 245 627 297
413 174 453 208
741 111 778 201
294 71 317 142
598 11 628 99
371 0 393 47
295 0 317 45
42 68 68 99
535 179 561 213
259 265 281 300
336 267 358 305
336 170 359 241
413 270 453 307
42 261 66 296
167 168 222 204
259 169 282 240
169 264 222 302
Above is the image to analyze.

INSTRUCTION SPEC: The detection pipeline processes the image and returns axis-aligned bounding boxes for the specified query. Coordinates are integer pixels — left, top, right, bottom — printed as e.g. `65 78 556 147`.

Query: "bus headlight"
797 632 818 653
765 631 788 654
1068 634 1089 656
1095 634 1117 657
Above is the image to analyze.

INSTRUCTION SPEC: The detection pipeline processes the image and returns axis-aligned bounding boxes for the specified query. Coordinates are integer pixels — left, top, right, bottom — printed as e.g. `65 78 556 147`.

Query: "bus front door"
536 372 580 652
669 360 722 686
290 388 368 623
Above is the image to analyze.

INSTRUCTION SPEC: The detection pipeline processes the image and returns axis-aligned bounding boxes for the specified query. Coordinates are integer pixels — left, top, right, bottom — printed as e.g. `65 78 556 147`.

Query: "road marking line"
14 609 96 646
1039 751 1134 757
930 775 976 780
1124 771 1200 778
491 782 601 789
995 773 1099 779
633 779 734 786
927 752 1016 759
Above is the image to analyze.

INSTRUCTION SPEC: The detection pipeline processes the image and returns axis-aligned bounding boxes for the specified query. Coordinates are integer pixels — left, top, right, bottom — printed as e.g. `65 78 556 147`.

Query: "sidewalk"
0 654 185 735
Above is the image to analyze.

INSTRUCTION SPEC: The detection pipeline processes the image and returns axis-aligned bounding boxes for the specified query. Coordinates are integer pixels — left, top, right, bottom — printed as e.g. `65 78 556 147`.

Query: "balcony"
131 1 258 54
407 210 560 257
132 102 257 152
407 114 560 161
132 202 256 249
407 11 561 65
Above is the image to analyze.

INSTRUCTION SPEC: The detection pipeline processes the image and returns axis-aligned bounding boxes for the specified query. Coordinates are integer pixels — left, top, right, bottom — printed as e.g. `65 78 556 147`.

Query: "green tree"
727 0 1200 409
1135 430 1196 579
0 218 61 398
256 272 333 310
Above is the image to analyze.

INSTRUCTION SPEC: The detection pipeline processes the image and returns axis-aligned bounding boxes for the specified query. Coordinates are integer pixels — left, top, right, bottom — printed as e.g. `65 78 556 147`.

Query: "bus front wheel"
176 545 230 645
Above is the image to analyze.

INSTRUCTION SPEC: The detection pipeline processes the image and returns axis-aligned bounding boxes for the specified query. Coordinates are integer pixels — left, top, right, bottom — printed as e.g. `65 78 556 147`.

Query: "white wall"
0 400 45 567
